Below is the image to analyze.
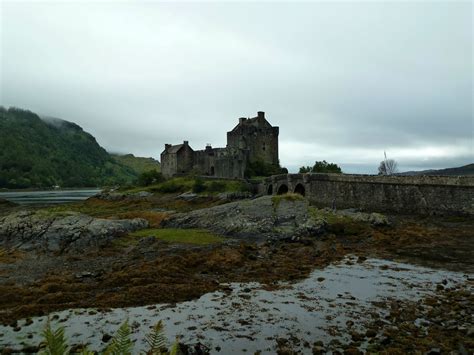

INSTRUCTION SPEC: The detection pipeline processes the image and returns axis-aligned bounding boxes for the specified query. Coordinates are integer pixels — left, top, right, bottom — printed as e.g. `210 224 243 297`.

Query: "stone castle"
161 111 279 179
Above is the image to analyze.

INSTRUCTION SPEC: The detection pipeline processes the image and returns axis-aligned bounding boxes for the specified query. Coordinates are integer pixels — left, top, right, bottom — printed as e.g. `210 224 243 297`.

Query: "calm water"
0 189 101 205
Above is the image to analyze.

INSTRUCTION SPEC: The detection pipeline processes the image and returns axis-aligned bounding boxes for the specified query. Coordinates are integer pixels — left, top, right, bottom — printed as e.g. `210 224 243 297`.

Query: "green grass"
122 177 249 195
272 193 304 208
308 206 371 236
128 228 225 245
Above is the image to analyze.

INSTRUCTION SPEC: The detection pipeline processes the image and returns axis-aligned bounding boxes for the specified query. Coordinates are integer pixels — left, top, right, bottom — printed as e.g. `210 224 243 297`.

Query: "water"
0 189 101 205
0 256 470 353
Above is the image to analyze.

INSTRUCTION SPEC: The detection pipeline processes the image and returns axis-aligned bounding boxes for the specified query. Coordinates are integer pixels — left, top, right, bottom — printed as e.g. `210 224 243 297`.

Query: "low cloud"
1 1 472 173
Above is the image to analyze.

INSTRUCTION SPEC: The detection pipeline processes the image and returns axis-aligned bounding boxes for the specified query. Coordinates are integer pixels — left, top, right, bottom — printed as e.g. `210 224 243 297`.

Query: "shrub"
207 181 226 192
137 169 164 186
244 159 287 178
155 180 182 193
192 177 206 193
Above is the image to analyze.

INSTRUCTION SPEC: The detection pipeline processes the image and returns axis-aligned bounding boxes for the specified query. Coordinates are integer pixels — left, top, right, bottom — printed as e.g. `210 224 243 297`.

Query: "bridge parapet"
259 173 474 215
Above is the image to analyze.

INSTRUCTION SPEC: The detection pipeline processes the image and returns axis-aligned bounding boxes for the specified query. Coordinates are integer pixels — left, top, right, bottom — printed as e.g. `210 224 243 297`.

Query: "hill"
399 164 474 176
111 154 160 174
0 107 138 188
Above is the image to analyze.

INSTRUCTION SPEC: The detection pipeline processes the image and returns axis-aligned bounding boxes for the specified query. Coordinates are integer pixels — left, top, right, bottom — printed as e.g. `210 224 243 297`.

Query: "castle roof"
229 111 273 133
166 144 184 153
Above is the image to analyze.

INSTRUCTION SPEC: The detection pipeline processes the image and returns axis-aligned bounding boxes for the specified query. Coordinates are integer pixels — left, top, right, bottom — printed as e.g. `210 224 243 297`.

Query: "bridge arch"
277 184 289 195
267 184 273 195
294 183 305 196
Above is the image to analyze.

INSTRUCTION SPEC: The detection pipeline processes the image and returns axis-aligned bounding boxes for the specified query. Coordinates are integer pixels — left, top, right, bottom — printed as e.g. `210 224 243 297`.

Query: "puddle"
0 256 471 353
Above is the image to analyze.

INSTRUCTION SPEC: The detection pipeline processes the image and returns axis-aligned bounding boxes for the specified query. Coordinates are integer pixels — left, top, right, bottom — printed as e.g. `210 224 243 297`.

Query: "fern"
40 319 69 355
168 338 180 355
79 347 95 355
145 320 167 354
104 319 133 355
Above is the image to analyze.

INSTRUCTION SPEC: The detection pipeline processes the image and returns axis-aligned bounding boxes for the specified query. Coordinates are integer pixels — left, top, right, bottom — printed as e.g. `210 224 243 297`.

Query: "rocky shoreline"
0 191 472 353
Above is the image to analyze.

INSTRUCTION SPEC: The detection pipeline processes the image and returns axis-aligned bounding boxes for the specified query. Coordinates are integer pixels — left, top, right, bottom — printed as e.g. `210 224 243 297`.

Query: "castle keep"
161 111 279 179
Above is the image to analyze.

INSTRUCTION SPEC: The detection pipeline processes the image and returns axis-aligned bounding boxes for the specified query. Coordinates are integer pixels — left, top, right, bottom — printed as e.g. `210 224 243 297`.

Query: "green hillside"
111 154 160 174
0 107 138 188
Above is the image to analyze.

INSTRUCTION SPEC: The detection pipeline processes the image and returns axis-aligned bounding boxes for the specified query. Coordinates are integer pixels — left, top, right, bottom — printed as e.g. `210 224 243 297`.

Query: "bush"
155 180 182 193
244 159 287 178
137 169 164 186
207 181 226 192
192 177 206 193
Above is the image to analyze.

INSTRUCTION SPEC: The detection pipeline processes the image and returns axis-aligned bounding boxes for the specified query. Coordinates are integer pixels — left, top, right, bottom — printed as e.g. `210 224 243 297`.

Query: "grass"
308 206 371 236
126 228 225 245
272 192 304 208
122 177 250 195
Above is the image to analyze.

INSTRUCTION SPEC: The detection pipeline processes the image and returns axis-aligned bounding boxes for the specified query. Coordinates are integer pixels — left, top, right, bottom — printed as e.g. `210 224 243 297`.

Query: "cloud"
1 1 472 173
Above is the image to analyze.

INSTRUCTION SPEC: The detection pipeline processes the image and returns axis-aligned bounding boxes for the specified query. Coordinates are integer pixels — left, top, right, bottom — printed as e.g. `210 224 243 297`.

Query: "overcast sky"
1 0 472 173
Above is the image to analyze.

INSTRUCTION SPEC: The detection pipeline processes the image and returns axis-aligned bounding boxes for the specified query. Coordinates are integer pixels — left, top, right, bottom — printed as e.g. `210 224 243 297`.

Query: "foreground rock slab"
0 211 148 253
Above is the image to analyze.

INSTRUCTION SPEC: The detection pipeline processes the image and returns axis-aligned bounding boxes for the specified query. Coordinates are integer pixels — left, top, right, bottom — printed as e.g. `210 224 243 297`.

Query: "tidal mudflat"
1 256 471 353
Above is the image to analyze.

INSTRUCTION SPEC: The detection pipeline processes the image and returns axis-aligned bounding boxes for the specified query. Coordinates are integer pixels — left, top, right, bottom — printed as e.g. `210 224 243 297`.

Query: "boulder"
0 211 148 253
164 195 326 239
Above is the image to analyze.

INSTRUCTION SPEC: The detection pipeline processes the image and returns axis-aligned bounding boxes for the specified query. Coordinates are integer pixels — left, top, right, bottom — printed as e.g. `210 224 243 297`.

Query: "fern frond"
168 338 180 355
40 319 69 355
79 347 95 355
145 320 167 354
104 319 133 355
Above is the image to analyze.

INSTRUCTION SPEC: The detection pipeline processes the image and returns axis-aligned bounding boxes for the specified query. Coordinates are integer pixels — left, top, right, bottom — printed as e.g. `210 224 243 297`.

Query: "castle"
161 111 279 179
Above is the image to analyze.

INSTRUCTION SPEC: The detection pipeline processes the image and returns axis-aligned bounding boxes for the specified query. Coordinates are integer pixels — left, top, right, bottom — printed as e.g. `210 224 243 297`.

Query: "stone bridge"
259 173 474 215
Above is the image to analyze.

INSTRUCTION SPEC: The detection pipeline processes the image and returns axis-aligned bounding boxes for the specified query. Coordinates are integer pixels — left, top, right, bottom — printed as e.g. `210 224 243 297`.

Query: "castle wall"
160 153 177 178
214 148 247 178
193 147 220 175
227 126 278 165
177 145 194 174
161 144 194 178
261 174 474 215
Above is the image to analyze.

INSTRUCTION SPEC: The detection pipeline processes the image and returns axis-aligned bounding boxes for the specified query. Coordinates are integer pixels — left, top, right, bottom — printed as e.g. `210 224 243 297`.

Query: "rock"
217 191 253 201
337 209 389 226
94 192 126 201
163 195 326 240
0 211 148 253
101 333 112 343
177 192 198 201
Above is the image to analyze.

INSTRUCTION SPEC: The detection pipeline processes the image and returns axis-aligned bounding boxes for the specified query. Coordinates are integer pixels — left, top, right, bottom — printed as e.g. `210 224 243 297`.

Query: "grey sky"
1 0 472 173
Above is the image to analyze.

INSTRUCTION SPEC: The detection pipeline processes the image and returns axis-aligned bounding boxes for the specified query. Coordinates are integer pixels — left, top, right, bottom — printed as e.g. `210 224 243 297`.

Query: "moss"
271 193 304 208
127 228 225 245
122 177 250 195
308 207 371 236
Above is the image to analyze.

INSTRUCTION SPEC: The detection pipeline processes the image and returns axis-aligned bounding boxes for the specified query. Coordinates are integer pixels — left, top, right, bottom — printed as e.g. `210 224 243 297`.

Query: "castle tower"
226 111 279 165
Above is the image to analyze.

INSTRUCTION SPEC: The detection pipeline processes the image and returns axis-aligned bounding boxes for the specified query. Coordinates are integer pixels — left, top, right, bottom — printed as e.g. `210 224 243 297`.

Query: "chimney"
257 111 265 119
239 117 247 124
183 140 189 146
165 144 171 150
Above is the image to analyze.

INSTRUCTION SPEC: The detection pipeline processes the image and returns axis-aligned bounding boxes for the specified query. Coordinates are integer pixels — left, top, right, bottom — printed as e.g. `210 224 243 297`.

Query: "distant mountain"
399 164 474 176
111 154 160 174
0 107 140 188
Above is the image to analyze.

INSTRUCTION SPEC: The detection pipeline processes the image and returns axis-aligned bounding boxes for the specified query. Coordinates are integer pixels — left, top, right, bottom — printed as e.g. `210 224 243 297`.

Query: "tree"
137 170 164 186
299 166 312 173
300 160 342 174
378 159 398 175
244 159 287 178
